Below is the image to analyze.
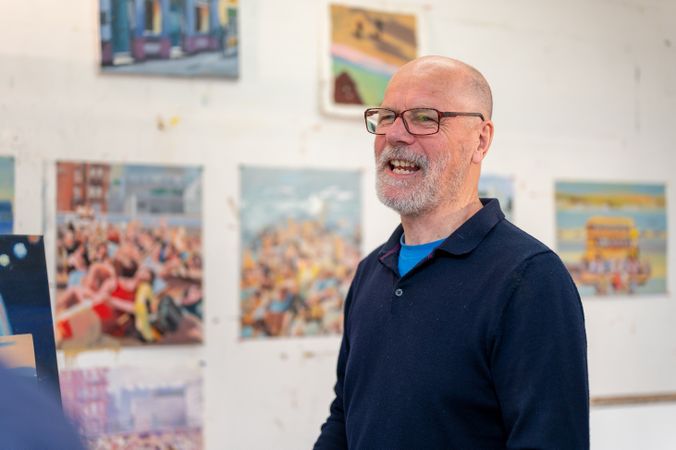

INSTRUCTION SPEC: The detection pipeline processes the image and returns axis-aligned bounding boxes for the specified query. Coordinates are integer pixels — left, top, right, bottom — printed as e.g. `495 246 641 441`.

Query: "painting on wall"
479 174 514 221
54 162 203 350
322 2 422 116
61 366 202 449
240 166 361 339
556 181 667 297
0 235 60 397
0 156 14 234
99 0 239 78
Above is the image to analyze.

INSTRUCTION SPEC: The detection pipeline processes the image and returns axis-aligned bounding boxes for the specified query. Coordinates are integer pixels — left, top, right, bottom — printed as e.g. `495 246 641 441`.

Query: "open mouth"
389 159 420 175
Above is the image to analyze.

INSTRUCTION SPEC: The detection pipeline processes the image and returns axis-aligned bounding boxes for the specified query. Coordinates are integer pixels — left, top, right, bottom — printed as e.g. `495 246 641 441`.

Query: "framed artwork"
0 235 61 398
61 366 202 449
555 181 667 297
321 1 423 116
0 156 14 234
54 162 203 349
99 0 239 78
240 166 362 339
478 174 514 221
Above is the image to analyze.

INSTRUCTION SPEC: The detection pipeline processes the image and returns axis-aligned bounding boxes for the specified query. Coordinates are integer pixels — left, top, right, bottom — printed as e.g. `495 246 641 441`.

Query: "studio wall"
0 0 675 448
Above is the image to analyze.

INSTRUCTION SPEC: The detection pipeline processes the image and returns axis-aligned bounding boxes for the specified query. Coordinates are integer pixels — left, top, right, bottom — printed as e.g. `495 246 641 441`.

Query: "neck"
400 197 483 245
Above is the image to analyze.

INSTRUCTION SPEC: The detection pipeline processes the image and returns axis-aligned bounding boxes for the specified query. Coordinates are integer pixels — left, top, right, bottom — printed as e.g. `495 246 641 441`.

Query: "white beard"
375 145 468 216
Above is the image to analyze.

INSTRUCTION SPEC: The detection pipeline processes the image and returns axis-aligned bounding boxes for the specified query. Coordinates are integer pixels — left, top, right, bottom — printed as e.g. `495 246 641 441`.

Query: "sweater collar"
378 198 505 266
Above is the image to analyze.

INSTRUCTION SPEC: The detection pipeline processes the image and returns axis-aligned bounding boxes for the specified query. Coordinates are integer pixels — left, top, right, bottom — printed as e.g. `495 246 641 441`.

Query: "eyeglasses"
364 107 485 136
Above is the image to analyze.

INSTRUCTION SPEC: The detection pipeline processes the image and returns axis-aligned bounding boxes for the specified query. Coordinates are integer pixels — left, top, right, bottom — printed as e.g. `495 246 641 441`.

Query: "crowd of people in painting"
240 218 360 338
86 429 202 450
572 252 652 295
55 211 203 348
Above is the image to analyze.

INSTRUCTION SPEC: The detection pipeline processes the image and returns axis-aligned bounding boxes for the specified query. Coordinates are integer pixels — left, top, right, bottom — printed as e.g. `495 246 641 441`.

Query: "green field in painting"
332 58 391 106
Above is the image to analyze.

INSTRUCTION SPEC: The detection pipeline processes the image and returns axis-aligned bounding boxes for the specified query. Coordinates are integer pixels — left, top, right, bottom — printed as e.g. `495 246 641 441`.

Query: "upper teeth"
391 159 417 168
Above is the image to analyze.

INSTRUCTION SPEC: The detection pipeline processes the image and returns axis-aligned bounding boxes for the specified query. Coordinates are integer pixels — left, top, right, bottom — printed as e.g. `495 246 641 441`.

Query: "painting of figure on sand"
323 3 421 115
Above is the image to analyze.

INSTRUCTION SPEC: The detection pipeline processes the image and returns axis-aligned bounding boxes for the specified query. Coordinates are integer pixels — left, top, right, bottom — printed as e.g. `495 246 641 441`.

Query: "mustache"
376 146 429 171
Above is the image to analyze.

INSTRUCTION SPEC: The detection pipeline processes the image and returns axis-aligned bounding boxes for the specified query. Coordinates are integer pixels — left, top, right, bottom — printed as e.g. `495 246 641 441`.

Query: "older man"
314 56 589 449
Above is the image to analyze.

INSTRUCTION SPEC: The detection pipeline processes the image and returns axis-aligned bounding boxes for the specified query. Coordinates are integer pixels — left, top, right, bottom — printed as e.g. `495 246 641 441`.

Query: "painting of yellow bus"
556 181 666 297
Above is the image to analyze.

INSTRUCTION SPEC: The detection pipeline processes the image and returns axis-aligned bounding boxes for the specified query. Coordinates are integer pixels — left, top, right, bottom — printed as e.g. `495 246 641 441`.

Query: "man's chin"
377 191 427 216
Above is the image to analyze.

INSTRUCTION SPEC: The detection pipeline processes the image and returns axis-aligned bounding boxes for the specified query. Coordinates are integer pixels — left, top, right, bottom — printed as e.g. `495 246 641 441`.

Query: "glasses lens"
403 109 440 135
365 109 395 134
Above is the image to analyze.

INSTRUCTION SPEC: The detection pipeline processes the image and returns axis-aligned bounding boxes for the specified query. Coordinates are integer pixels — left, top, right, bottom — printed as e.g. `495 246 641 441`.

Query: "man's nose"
385 116 415 146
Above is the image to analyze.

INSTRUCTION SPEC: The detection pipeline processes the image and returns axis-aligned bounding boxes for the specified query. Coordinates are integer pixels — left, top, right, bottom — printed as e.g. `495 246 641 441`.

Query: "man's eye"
378 114 395 124
413 113 435 122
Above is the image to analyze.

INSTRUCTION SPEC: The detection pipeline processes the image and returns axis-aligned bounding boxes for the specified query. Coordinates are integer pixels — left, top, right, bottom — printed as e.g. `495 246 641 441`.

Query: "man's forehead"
382 71 468 109
384 58 488 113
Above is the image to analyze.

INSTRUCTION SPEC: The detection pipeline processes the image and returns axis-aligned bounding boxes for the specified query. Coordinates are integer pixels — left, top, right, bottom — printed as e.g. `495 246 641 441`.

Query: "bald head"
389 56 493 120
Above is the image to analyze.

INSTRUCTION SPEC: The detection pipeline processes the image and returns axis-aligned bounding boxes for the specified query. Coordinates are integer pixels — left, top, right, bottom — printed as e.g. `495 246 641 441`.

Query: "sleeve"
313 280 355 450
490 251 589 450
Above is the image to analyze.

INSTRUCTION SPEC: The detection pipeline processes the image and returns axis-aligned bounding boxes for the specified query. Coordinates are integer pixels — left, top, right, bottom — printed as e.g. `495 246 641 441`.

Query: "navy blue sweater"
315 199 589 449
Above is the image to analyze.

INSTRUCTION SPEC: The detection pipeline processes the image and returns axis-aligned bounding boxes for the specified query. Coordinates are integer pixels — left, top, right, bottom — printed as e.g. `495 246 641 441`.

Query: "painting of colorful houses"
99 0 238 78
323 3 421 115
60 366 202 449
556 181 667 297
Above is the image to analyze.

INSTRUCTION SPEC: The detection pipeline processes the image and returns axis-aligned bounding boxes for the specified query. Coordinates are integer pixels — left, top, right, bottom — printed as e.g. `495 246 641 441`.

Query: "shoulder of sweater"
488 218 555 259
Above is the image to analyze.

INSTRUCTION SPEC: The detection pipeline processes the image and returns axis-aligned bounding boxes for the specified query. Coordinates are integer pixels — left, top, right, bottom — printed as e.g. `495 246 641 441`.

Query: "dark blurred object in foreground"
0 364 84 449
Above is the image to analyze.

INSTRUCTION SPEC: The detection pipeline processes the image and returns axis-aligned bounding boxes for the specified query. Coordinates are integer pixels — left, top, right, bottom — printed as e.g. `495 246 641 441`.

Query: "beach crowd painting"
55 162 203 349
556 181 667 297
240 166 361 339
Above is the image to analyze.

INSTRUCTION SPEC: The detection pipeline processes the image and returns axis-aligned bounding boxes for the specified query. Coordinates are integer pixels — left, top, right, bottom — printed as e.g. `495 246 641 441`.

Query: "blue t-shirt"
398 235 446 276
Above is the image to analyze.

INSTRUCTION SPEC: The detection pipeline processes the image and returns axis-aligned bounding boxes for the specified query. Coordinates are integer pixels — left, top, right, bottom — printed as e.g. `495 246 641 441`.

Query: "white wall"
0 0 675 448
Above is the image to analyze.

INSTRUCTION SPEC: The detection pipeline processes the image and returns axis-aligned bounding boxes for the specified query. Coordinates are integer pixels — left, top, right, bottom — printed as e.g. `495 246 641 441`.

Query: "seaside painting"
556 181 667 297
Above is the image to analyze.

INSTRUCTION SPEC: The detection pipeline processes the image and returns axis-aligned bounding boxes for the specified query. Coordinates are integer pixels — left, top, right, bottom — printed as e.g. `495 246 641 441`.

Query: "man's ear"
472 120 494 164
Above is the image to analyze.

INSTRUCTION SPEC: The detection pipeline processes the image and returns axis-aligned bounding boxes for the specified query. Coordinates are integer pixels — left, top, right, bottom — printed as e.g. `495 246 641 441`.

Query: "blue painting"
0 157 14 234
0 236 60 399
479 174 514 221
